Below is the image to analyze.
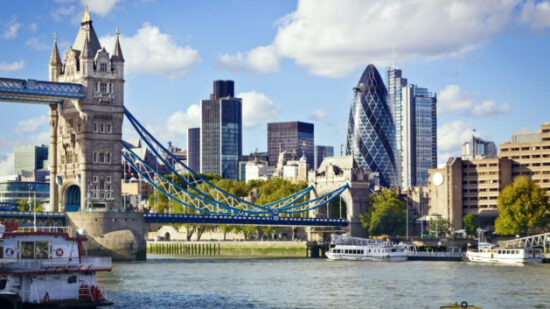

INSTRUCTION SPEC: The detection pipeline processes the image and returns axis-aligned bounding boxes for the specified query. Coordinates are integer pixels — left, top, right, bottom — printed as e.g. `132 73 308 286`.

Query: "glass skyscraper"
387 67 408 186
14 145 49 175
267 122 314 167
346 64 397 187
187 127 200 172
200 80 242 180
314 145 334 169
401 85 437 188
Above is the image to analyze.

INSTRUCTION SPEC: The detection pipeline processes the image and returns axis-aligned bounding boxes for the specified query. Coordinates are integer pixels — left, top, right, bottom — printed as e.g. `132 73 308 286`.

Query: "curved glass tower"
346 64 397 187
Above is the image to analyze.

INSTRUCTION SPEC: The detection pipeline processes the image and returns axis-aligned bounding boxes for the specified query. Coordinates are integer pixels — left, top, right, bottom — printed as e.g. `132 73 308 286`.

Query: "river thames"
98 258 550 308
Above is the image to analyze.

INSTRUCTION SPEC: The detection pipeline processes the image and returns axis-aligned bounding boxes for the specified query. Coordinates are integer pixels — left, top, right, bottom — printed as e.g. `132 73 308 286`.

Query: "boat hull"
326 252 407 261
466 252 542 264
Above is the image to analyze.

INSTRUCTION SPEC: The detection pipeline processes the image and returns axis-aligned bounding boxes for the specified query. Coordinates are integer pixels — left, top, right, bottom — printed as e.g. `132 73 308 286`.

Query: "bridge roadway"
0 211 348 227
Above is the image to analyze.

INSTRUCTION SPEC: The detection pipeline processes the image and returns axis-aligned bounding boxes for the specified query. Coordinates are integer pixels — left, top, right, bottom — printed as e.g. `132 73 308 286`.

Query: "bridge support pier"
65 212 146 261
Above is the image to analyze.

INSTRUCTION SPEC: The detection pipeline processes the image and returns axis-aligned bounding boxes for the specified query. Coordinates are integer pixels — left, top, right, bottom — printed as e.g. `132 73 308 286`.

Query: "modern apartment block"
267 121 314 168
14 145 49 175
200 80 242 180
462 136 497 160
426 122 550 230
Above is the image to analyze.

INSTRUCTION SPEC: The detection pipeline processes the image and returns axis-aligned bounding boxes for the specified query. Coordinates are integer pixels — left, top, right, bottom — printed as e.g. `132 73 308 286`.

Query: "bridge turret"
49 34 62 81
110 28 124 78
80 37 93 76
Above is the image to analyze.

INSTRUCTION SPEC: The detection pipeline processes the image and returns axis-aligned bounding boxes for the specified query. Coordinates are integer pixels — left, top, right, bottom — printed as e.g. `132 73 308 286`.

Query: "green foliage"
462 214 478 236
360 189 407 236
495 176 550 236
17 199 28 212
427 217 452 236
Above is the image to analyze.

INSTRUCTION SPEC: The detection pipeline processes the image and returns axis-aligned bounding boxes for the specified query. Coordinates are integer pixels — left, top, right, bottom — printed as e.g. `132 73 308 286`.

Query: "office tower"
346 64 396 187
200 80 242 179
387 67 408 186
267 122 314 167
401 85 437 188
462 136 497 160
187 128 200 172
314 145 334 170
14 145 49 175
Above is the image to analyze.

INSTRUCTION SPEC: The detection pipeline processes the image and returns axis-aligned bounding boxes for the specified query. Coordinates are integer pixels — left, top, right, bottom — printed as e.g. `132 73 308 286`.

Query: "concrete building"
187 127 200 172
462 136 497 160
267 121 314 168
314 145 334 170
400 85 437 189
426 122 550 230
14 145 49 176
245 161 269 183
200 80 242 180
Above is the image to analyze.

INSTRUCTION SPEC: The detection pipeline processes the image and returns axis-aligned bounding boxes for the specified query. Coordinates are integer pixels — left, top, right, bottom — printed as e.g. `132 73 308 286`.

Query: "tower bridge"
0 8 367 260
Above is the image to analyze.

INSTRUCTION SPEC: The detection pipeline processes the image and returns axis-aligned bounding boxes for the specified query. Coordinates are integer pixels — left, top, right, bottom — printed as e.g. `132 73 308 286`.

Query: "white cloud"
26 37 51 51
238 91 281 128
51 5 78 22
0 153 14 176
2 21 21 39
101 23 200 79
28 23 38 32
437 120 477 165
438 85 510 117
310 108 326 121
15 116 49 134
221 0 519 77
166 105 201 135
219 45 280 73
0 61 24 72
86 0 122 16
520 1 550 30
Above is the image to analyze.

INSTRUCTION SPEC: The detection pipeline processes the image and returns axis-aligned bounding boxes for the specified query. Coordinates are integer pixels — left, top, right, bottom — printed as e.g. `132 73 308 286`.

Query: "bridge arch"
64 184 81 212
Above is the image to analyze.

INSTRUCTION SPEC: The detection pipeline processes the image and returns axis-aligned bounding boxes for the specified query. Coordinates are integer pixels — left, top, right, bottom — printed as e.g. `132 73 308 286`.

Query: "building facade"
187 127 200 172
48 8 124 211
0 181 49 208
200 80 242 179
314 145 334 170
462 136 497 160
346 64 397 187
267 121 314 168
14 145 49 175
387 67 408 186
401 85 437 188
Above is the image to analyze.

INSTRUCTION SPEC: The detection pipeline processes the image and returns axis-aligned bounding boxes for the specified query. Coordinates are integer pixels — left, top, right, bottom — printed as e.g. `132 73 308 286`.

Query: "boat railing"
16 226 74 235
407 251 464 258
80 256 112 269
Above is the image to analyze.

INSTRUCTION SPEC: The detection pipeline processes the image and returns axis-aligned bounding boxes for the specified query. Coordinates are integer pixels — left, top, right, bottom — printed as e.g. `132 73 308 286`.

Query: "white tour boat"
326 234 408 261
466 242 544 265
0 222 113 308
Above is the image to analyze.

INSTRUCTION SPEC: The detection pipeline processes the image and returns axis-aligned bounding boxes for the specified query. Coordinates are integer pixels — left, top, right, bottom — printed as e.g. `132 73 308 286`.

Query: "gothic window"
93 176 98 183
93 152 97 163
106 123 112 133
105 153 111 164
93 122 98 133
100 123 105 133
99 153 104 163
95 82 99 92
106 176 111 183
108 83 111 93
100 63 107 72
100 83 107 93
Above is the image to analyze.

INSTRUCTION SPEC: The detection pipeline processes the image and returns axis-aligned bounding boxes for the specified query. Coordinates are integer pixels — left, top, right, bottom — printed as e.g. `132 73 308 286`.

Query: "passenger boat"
326 234 407 261
465 242 543 264
0 222 113 308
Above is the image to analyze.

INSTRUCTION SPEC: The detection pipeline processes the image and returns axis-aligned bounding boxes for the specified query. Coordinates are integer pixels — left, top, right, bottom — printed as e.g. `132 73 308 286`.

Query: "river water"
98 258 550 309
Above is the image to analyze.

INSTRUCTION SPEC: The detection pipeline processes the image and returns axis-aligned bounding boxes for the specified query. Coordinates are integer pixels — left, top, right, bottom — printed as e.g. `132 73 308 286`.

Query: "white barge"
466 242 544 265
0 222 113 308
326 234 407 261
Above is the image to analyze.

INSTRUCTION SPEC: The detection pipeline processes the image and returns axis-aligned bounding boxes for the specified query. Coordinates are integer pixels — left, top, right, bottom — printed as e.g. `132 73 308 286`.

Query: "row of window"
95 82 114 93
92 121 112 134
93 152 112 164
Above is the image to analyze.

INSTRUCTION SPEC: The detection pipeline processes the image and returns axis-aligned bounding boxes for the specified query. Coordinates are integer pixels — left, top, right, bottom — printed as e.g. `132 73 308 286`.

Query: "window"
106 176 111 183
99 153 104 163
95 82 99 92
106 153 111 163
20 241 34 259
100 63 107 72
93 122 98 133
100 123 105 133
93 176 98 183
35 241 48 259
100 83 107 93
106 123 112 133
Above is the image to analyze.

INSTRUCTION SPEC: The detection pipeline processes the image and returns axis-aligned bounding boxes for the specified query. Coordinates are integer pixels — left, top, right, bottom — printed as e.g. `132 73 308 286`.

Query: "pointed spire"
82 3 91 24
81 37 92 59
49 33 62 66
111 28 124 62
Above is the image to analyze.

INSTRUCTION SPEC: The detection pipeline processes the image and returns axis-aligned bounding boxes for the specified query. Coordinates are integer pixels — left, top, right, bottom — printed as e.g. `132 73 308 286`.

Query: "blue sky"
0 0 550 175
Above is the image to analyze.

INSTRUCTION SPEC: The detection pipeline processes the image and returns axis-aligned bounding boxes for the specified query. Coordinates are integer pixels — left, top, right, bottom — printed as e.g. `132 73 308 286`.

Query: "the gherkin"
346 64 397 187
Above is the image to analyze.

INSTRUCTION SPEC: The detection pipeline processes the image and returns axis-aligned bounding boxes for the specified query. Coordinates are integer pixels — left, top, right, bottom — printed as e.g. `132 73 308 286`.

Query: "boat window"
0 247 3 258
35 241 48 259
0 278 6 290
21 241 34 259
67 275 77 284
360 250 364 254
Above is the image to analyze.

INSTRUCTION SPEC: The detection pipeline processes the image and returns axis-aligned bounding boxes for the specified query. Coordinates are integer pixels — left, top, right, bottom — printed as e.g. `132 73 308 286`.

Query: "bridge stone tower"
308 156 370 240
48 7 124 212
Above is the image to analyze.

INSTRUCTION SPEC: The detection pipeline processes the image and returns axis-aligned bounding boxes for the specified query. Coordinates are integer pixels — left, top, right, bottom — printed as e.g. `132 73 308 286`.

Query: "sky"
0 0 550 176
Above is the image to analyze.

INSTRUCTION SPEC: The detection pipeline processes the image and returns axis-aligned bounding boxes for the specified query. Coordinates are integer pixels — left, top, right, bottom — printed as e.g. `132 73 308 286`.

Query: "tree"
360 189 407 236
495 176 550 236
462 214 478 236
17 199 28 212
427 217 452 236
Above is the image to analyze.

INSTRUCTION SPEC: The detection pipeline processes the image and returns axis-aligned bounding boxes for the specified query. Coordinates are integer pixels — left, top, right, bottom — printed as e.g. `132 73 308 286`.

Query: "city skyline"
1 1 550 176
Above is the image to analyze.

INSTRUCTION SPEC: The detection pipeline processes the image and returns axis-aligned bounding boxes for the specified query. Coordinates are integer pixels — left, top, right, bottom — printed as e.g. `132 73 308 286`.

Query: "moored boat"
0 222 113 308
465 242 543 265
326 234 407 261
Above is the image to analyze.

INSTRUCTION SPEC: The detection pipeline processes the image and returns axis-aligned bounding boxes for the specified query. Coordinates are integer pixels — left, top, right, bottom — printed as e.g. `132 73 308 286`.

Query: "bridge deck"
0 77 85 104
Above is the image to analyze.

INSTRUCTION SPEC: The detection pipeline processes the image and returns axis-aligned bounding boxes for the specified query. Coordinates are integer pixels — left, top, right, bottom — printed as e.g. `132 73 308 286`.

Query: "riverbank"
147 241 307 259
